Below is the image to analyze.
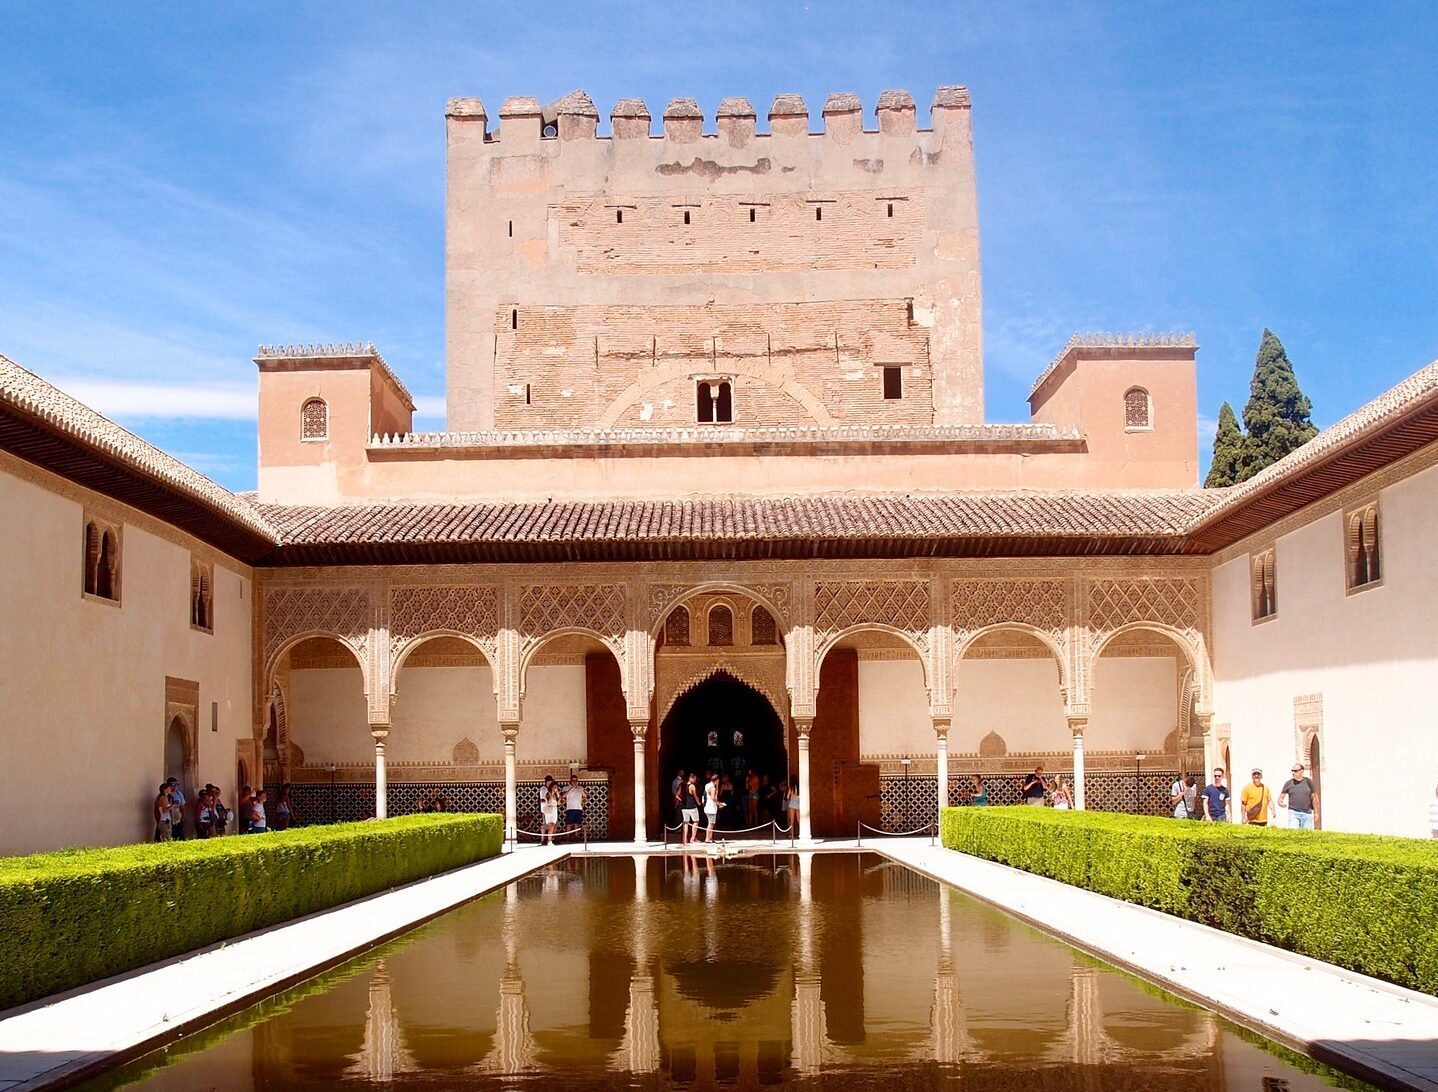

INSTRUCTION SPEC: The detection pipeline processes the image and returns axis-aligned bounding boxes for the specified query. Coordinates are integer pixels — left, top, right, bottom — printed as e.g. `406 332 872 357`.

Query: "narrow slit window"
887 202 894 218
616 209 623 224
683 210 691 225
524 382 531 406
511 308 518 330
815 206 822 221
507 220 513 238
883 366 903 400
748 207 756 223
905 300 914 323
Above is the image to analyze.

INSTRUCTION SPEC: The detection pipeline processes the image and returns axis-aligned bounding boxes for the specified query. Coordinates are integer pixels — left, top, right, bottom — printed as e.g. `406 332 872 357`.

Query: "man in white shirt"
564 775 588 833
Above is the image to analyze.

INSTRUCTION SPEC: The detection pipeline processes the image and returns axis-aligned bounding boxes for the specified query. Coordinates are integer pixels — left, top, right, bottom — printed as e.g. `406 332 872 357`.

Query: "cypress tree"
1204 401 1244 487
1238 329 1317 481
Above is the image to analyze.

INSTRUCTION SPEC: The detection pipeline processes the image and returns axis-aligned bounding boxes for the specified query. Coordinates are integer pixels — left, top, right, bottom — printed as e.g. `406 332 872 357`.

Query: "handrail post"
856 821 862 847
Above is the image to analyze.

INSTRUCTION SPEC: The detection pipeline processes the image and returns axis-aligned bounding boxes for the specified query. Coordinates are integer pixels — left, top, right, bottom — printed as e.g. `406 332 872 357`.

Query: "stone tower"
444 87 982 432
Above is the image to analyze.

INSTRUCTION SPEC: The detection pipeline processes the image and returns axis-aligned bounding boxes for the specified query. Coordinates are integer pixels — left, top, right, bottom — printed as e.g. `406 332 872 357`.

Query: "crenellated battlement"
445 86 971 147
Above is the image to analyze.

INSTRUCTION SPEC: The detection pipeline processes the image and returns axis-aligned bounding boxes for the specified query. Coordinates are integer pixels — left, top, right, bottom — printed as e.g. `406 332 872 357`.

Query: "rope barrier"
856 820 937 847
663 818 785 847
513 825 588 850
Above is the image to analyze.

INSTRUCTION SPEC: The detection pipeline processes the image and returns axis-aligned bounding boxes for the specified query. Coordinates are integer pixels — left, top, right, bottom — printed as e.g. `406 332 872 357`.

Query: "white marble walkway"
876 839 1438 1092
0 844 568 1092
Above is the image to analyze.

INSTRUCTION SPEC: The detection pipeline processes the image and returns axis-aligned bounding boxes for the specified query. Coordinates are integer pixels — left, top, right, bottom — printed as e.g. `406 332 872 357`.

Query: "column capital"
932 715 952 740
371 726 390 742
500 722 520 744
794 717 814 740
1066 714 1088 738
630 720 649 742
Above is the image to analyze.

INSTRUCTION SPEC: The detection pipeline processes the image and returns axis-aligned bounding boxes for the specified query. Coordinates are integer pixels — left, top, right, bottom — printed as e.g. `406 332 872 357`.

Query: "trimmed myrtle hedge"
940 806 1438 995
0 813 503 1012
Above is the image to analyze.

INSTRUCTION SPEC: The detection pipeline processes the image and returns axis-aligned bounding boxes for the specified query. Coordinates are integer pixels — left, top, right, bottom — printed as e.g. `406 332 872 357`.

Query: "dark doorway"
658 672 786 829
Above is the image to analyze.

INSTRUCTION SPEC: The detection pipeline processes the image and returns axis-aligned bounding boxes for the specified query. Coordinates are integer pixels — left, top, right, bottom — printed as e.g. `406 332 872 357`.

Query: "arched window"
1124 387 1151 430
708 605 734 646
83 522 101 596
750 606 778 645
300 398 328 441
664 605 691 647
1251 549 1276 621
696 380 734 424
1346 503 1381 590
191 559 214 632
96 530 118 601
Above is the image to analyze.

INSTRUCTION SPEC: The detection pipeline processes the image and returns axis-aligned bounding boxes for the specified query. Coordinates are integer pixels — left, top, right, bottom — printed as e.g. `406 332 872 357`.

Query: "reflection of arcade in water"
117 855 1356 1092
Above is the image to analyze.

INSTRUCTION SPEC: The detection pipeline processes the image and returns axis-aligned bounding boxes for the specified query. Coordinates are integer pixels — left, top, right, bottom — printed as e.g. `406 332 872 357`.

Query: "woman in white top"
785 777 801 830
541 783 560 844
1051 776 1074 811
703 774 722 842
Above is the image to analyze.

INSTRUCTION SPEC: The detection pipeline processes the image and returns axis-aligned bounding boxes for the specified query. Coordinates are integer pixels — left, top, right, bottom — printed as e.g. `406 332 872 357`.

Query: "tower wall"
445 88 982 431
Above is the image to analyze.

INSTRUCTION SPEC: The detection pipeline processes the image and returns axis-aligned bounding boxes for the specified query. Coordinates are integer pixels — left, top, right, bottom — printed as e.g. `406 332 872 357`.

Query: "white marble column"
631 722 648 846
372 728 389 820
1068 715 1088 811
934 716 951 817
795 719 814 842
501 723 519 844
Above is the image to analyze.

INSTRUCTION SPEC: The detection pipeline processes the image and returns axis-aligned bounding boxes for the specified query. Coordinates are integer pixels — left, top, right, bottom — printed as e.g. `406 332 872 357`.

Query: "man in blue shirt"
1201 768 1231 822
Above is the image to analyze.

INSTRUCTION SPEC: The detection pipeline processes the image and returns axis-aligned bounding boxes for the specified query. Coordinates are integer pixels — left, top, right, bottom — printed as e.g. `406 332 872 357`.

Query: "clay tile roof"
498 96 542 116
768 93 808 117
610 98 650 118
445 97 486 118
716 97 756 118
0 354 278 552
932 85 971 108
877 90 916 111
551 89 598 117
663 98 703 119
823 92 862 114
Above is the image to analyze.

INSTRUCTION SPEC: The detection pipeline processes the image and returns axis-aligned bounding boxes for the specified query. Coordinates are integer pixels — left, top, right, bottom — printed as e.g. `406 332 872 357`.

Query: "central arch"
657 672 787 832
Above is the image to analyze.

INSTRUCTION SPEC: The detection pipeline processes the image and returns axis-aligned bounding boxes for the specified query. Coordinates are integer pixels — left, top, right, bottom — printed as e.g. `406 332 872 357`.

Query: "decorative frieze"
390 584 499 659
263 585 371 670
519 582 625 643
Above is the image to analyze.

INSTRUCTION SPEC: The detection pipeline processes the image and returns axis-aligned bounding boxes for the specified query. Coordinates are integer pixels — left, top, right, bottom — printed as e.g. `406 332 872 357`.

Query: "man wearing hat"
1240 768 1272 826
1278 762 1319 829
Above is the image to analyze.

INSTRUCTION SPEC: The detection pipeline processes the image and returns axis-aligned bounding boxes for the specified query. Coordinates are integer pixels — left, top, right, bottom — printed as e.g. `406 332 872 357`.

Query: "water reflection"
94 852 1365 1091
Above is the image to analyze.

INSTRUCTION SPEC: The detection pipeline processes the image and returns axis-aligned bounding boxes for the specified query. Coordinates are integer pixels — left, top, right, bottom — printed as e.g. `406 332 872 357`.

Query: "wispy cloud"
48 377 256 419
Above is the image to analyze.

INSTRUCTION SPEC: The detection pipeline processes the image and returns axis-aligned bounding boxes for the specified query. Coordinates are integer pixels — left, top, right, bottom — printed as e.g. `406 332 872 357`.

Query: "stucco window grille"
696 380 733 424
708 605 734 646
191 558 214 633
751 607 778 645
1346 503 1381 590
1124 387 1152 430
300 398 328 441
83 519 120 602
1251 549 1277 622
664 606 691 647
883 366 903 400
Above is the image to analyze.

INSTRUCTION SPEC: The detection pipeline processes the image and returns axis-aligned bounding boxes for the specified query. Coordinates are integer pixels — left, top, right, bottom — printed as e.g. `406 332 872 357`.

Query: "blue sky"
2 1 1435 490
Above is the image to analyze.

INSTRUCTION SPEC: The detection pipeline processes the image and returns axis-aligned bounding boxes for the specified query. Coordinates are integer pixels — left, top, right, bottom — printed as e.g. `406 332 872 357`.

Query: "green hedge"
940 807 1438 995
0 813 503 1011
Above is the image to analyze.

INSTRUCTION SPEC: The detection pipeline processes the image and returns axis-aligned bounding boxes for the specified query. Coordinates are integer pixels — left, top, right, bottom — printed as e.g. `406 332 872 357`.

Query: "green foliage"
0 813 502 1011
1204 401 1244 487
1238 329 1318 481
940 807 1438 995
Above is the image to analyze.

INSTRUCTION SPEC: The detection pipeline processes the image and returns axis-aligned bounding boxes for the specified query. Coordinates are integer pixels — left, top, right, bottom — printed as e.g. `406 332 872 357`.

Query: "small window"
300 398 328 441
190 558 214 633
507 220 513 238
1251 549 1277 622
683 210 691 225
905 300 914 324
511 308 518 330
815 206 822 221
748 208 756 223
664 606 691 647
708 605 734 646
751 607 778 645
524 382 531 406
1346 503 1381 590
887 203 894 218
697 380 734 424
1124 387 1152 430
616 209 623 224
715 381 733 423
83 518 121 602
882 366 903 400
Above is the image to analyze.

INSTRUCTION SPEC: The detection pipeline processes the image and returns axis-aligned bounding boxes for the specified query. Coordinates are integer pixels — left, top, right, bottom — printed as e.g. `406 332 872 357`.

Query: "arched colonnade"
257 569 1213 842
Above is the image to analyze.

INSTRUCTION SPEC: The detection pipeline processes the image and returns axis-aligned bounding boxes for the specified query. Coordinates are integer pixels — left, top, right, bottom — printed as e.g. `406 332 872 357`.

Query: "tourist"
969 774 989 806
671 768 686 822
1171 774 1199 819
538 774 556 824
745 769 760 827
1021 766 1048 806
564 774 587 834
680 774 701 844
785 776 800 831
152 784 173 842
195 789 214 839
274 785 297 830
238 784 253 825
166 778 186 840
1051 775 1074 810
719 774 734 829
211 788 231 836
247 789 270 833
704 773 723 842
1201 769 1230 822
1241 769 1272 826
540 778 560 844
1278 763 1319 829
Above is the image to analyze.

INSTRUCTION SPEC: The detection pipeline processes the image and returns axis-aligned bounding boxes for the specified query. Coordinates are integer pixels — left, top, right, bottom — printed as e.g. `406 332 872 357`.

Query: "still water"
91 853 1367 1091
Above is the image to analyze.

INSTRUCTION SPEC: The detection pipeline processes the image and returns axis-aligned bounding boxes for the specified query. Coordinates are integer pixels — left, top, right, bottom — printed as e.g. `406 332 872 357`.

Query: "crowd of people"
150 780 296 841
667 768 799 844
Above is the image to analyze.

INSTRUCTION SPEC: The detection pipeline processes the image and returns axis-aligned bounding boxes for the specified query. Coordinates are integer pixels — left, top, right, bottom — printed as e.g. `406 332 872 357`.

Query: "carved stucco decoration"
647 581 792 631
390 585 499 661
978 730 1007 758
654 655 790 739
263 585 370 671
452 736 481 765
519 583 626 646
952 579 1066 638
813 579 929 649
1087 578 1201 635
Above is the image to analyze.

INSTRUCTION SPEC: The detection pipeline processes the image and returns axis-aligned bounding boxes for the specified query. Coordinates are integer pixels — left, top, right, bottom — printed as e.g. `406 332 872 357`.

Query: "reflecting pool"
89 853 1368 1090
